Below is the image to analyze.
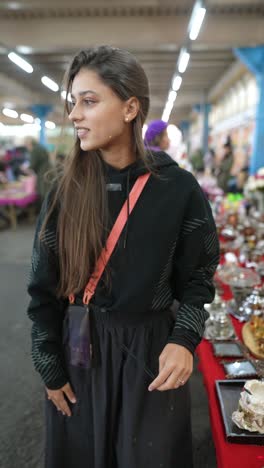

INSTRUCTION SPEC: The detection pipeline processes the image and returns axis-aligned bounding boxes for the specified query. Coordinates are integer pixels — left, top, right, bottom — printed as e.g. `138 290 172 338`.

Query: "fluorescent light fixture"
2 108 18 118
172 75 182 91
7 2 21 10
16 45 33 54
178 49 190 74
8 52 33 73
20 113 34 123
3 101 15 108
168 90 177 103
161 101 174 123
41 76 59 92
45 121 56 130
189 1 206 41
61 90 72 102
161 108 171 123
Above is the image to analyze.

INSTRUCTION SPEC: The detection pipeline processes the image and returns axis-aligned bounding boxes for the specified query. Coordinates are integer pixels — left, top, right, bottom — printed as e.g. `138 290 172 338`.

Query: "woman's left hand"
148 343 193 392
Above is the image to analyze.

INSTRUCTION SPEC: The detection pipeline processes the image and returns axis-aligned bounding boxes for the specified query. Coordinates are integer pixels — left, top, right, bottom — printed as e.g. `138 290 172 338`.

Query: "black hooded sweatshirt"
27 151 219 390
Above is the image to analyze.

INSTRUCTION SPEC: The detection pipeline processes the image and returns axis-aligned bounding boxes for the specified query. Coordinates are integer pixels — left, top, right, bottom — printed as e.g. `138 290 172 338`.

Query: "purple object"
144 120 168 146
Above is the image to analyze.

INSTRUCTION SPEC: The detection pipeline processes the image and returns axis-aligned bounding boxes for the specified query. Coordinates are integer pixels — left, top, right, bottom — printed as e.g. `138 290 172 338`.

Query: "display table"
0 183 38 229
197 316 264 468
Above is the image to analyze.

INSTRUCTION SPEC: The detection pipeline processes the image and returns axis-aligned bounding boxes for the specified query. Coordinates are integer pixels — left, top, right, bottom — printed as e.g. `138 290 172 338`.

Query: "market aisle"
0 224 216 468
0 225 43 468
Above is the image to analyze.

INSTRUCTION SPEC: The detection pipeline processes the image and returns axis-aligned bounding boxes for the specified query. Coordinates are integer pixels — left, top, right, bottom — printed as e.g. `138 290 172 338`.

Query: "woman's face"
69 68 130 152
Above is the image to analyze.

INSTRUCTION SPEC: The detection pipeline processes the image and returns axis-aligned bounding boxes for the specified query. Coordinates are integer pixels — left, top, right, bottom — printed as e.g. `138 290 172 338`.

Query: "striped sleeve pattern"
168 182 220 351
151 238 177 311
27 194 68 390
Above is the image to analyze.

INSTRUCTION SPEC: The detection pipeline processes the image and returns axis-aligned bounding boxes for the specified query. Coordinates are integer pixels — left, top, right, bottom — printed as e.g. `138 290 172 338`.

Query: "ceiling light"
45 121 56 129
8 52 33 74
3 101 15 109
161 102 174 123
178 49 190 74
16 46 33 54
189 1 206 41
7 2 21 10
161 108 171 123
61 90 72 102
172 75 182 91
20 113 34 123
2 108 18 118
168 90 177 103
41 76 59 92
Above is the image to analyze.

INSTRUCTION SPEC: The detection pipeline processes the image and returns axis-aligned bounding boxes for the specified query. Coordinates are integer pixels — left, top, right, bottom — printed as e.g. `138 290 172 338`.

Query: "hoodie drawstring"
123 169 131 249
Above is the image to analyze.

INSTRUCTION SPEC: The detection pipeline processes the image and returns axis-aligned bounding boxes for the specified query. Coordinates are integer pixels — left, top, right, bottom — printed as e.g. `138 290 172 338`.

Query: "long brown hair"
41 46 151 298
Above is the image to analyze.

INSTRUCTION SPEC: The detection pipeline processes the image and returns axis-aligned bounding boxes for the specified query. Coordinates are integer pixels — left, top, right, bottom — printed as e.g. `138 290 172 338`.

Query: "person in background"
0 158 7 183
144 119 170 152
203 148 216 175
190 148 204 174
216 140 234 193
25 137 52 204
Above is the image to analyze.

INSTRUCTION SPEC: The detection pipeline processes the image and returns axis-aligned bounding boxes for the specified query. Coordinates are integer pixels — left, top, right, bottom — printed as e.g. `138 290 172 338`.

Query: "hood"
104 150 178 179
103 151 178 249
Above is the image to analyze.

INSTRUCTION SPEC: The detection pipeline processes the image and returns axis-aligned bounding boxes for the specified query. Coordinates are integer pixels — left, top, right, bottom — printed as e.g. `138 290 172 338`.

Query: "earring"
125 117 129 122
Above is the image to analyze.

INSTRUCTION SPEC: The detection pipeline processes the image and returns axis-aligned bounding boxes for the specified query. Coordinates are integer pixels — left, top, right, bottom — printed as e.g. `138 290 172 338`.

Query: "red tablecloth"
197 310 264 468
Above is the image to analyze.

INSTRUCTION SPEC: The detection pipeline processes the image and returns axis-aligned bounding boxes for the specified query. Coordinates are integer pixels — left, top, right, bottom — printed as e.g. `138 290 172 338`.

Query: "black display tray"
212 341 244 358
215 380 264 445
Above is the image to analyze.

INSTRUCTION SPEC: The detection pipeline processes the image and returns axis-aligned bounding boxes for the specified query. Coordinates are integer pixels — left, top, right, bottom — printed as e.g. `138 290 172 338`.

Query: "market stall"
196 192 264 467
0 175 38 229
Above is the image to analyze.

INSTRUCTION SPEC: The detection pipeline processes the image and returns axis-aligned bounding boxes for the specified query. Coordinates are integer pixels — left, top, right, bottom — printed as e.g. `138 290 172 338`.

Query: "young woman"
27 46 219 468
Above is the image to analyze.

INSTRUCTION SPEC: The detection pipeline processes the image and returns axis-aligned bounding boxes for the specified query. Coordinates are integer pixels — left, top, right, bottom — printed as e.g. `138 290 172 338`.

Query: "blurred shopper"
144 119 170 151
27 46 219 468
190 148 204 173
25 137 52 203
203 148 216 174
216 140 234 193
0 158 7 183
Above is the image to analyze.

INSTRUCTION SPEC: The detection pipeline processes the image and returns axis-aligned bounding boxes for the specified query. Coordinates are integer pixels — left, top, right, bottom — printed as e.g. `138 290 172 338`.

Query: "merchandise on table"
222 360 258 379
232 380 264 434
215 379 264 445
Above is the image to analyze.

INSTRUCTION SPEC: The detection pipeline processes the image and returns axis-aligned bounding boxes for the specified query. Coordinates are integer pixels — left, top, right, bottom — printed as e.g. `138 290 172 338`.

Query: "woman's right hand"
46 382 77 417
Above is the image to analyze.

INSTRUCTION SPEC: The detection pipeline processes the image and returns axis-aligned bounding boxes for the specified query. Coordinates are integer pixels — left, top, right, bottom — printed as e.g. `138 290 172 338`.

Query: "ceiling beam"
0 13 263 50
208 60 248 102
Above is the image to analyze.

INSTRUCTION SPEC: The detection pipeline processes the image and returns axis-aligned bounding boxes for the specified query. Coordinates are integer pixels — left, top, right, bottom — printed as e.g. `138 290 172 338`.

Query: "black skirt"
45 308 193 468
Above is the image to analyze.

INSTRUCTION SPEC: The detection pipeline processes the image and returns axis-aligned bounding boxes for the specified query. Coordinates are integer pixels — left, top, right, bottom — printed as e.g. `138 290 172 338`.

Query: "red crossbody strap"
69 172 151 305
